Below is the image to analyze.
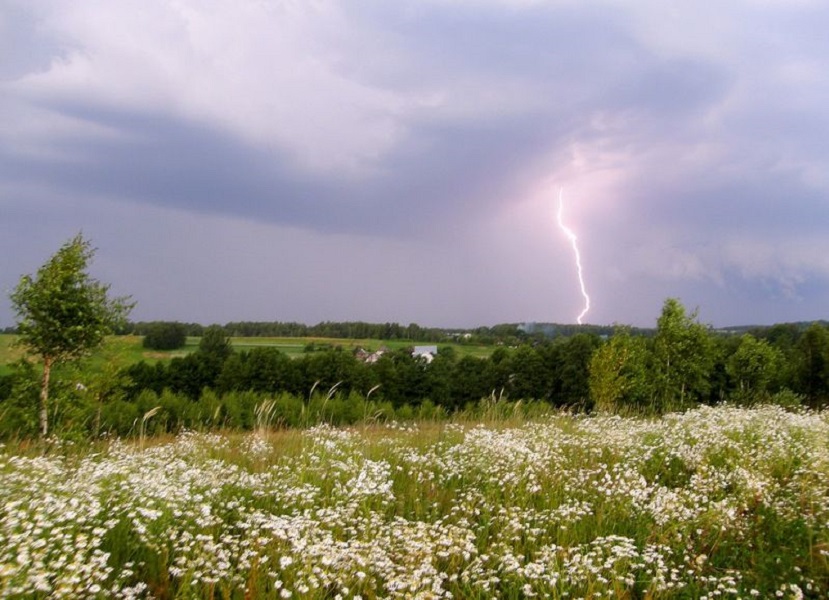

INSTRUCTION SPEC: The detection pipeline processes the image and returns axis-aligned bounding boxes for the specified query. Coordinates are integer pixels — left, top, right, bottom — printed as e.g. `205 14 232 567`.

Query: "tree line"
2 234 828 440
125 305 829 411
126 320 472 343
109 319 637 347
3 298 828 439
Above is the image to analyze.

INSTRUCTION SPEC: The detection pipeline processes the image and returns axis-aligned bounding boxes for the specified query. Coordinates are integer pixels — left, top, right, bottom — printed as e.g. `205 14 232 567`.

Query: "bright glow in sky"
556 189 590 325
1 0 828 328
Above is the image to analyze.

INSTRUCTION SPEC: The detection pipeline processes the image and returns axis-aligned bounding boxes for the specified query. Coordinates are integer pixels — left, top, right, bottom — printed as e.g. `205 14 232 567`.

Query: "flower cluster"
1 405 827 598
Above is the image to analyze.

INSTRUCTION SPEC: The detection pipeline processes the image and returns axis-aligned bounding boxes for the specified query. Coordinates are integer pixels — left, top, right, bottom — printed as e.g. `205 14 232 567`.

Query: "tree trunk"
40 356 52 438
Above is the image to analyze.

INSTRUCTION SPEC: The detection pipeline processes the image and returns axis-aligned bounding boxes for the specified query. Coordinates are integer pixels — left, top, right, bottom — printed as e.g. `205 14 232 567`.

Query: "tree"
793 323 829 406
726 334 784 403
450 355 489 408
507 345 548 400
142 321 188 350
589 328 651 413
424 346 456 406
553 333 602 407
198 324 232 360
652 298 714 411
10 234 133 437
216 347 299 394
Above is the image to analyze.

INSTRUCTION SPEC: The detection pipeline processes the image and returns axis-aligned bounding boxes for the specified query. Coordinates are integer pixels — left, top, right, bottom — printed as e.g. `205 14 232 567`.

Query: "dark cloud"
0 106 345 228
0 103 553 238
0 2 710 241
1 0 827 327
610 58 733 116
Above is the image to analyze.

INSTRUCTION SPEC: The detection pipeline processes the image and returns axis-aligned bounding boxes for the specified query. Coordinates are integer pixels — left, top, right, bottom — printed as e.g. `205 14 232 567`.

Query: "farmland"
2 404 828 598
0 334 494 377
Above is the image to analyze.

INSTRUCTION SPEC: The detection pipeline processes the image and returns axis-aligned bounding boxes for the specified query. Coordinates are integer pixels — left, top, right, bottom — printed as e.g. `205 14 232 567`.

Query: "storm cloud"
1 0 828 327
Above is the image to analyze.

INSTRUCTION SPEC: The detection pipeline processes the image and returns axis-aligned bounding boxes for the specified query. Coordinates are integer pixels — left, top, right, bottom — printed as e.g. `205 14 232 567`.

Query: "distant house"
412 345 438 363
355 346 388 363
365 349 386 364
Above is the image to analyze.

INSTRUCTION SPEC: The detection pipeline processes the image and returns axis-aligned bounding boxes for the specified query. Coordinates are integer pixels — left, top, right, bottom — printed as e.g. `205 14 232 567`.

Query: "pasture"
1 405 827 598
0 335 189 377
0 334 494 376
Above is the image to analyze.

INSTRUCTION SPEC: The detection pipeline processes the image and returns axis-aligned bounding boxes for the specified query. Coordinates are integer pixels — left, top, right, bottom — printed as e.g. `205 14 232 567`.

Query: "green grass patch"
1 333 495 376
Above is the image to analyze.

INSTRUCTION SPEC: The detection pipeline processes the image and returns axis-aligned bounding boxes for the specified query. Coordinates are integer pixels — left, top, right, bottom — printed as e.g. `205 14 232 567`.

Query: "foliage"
0 360 40 438
123 319 635 345
726 334 785 404
793 323 829 406
141 321 188 350
5 293 829 438
10 235 133 365
197 324 232 360
8 234 133 436
549 333 602 407
652 298 714 411
589 328 651 413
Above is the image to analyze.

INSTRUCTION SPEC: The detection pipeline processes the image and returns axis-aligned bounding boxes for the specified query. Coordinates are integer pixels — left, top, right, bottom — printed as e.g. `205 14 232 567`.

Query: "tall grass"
1 405 828 598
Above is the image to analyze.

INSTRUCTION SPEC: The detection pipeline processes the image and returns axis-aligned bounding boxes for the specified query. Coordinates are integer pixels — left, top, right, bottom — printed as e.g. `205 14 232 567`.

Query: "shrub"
769 388 804 409
142 322 188 350
0 362 40 439
99 399 140 437
273 392 304 428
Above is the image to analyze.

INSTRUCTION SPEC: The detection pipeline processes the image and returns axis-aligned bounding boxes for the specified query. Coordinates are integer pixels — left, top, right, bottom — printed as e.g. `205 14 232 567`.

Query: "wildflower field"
2 405 828 599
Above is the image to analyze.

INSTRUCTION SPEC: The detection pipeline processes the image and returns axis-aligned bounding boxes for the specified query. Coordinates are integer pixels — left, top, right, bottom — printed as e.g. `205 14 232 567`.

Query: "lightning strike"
556 187 591 325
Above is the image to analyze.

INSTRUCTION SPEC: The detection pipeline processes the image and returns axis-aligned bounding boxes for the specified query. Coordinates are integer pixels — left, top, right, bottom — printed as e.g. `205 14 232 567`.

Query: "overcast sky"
2 0 828 329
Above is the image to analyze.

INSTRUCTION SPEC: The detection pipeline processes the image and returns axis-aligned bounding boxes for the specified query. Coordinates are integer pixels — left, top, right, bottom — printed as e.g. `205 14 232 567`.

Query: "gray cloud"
1 0 827 328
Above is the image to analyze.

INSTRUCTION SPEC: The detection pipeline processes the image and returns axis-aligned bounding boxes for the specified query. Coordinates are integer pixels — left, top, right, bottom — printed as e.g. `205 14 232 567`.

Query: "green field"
0 333 494 376
0 334 195 377
1 405 827 598
230 336 492 359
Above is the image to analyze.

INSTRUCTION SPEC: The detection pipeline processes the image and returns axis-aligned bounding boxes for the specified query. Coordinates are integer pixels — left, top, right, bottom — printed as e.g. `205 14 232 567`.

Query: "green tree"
726 334 784 404
424 346 457 407
450 355 489 408
9 234 133 437
198 324 232 360
373 349 426 408
793 323 829 406
553 333 602 408
652 298 714 412
589 328 651 413
142 321 188 350
507 345 547 400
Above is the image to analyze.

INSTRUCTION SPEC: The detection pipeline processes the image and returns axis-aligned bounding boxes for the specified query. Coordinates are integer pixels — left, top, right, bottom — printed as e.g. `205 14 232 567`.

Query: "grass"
0 335 23 375
1 405 828 598
229 336 493 359
0 335 200 377
0 334 494 376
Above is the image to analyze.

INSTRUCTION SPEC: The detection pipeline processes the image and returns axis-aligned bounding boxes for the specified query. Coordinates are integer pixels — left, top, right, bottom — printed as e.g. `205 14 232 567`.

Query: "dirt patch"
142 352 188 360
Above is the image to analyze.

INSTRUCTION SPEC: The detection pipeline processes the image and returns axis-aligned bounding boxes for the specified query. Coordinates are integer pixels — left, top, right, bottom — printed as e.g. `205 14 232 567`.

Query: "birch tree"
652 298 714 411
10 234 133 437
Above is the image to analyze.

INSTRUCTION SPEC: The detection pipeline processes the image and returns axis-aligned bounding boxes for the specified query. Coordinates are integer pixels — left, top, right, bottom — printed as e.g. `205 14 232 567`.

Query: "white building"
412 345 438 363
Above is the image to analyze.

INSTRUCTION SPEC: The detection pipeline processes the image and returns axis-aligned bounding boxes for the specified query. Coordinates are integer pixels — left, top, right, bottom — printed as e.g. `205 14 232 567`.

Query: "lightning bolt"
556 187 591 325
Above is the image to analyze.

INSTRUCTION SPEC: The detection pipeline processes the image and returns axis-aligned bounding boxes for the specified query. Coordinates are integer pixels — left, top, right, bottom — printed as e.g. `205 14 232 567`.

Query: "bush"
769 388 804 409
417 399 446 421
142 322 188 351
99 399 140 436
272 392 304 428
220 390 260 429
0 362 40 439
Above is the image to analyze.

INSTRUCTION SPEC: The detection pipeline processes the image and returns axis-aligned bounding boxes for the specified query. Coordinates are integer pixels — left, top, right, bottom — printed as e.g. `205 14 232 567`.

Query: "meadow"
2 404 827 598
0 334 493 376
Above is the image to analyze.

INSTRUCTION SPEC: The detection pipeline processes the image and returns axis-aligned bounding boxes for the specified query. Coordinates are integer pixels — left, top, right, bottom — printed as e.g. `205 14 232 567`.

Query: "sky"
1 0 828 329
